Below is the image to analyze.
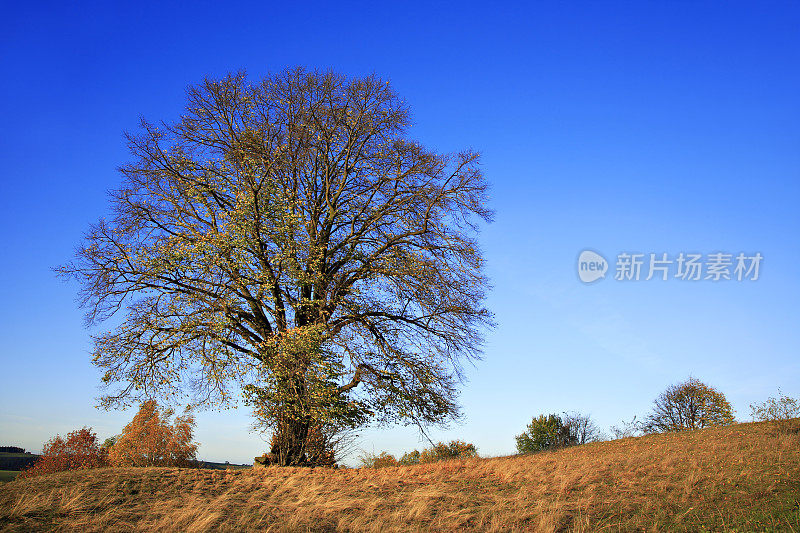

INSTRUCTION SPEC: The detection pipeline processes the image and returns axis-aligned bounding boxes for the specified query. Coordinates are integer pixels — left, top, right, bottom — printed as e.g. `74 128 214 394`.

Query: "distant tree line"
0 453 38 472
0 446 26 454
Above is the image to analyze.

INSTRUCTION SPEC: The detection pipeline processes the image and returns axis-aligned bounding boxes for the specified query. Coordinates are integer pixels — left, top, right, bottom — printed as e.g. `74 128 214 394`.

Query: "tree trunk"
270 371 313 466
271 417 311 466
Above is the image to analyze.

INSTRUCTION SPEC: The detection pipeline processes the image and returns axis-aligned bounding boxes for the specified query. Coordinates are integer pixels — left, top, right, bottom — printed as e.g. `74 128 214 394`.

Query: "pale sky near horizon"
1 1 798 465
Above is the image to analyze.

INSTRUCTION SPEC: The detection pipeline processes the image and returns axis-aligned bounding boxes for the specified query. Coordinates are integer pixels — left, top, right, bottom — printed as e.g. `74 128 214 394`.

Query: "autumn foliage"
58 69 492 466
750 389 800 433
107 400 198 467
643 377 736 433
17 427 108 479
360 440 478 468
419 440 478 463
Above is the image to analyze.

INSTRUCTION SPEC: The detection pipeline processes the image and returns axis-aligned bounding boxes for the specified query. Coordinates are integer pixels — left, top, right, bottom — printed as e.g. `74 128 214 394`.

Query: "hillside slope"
1 422 798 532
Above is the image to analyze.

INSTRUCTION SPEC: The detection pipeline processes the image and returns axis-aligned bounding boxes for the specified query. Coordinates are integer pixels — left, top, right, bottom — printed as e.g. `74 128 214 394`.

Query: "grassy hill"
0 421 798 532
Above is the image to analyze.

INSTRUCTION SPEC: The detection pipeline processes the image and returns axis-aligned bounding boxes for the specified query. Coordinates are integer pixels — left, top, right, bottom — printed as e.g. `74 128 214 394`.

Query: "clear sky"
1 1 798 465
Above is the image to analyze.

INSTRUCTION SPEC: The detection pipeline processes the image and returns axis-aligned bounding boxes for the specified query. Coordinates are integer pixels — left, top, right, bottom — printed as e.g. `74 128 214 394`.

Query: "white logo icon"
578 250 608 283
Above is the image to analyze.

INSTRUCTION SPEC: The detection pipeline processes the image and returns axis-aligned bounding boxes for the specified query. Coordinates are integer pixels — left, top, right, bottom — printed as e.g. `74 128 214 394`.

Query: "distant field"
198 461 251 471
0 471 17 483
1 421 798 531
0 453 38 473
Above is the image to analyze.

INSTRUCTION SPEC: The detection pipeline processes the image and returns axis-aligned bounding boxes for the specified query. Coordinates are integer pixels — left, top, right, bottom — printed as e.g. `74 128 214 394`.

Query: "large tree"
59 68 493 465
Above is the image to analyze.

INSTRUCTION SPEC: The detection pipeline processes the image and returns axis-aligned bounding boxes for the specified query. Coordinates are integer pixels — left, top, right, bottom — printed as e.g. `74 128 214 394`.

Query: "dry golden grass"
2 421 799 532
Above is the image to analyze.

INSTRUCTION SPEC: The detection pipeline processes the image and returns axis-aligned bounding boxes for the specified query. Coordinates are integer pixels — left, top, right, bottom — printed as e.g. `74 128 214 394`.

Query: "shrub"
750 389 800 433
610 416 641 439
562 412 604 444
359 440 477 468
398 449 421 466
108 400 198 467
516 412 603 452
643 377 735 433
18 427 108 479
372 452 398 468
358 450 397 468
516 414 574 454
419 440 478 463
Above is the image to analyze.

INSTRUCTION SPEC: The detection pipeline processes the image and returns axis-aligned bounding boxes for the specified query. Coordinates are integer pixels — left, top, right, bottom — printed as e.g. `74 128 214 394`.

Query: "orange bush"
372 452 398 468
17 427 108 479
108 400 198 467
358 451 398 468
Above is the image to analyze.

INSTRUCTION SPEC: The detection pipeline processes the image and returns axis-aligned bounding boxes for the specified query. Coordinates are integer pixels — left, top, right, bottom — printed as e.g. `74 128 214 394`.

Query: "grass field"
0 472 17 484
0 421 798 532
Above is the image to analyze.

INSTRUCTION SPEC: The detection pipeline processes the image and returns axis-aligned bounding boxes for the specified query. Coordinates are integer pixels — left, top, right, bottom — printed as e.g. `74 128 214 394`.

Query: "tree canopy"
515 414 574 453
59 68 493 464
643 377 735 432
108 400 198 467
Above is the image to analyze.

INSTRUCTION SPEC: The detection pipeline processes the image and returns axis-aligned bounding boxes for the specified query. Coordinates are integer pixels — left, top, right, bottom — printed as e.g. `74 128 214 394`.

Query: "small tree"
750 389 800 433
18 428 108 479
643 377 735 433
108 400 198 467
515 414 574 454
562 412 603 444
610 416 641 440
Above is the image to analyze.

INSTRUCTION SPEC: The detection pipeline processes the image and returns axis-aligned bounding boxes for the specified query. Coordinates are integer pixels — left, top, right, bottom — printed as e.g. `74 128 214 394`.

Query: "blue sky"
1 1 798 464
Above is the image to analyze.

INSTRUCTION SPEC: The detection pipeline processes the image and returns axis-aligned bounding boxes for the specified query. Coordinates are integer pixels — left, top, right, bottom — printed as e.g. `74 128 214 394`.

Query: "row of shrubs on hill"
17 400 198 480
360 378 800 467
13 378 799 475
358 440 478 468
517 378 800 455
